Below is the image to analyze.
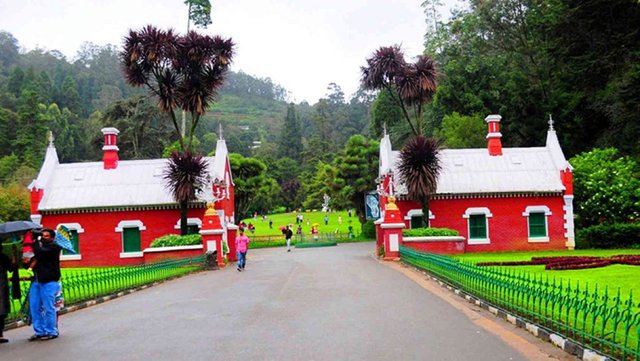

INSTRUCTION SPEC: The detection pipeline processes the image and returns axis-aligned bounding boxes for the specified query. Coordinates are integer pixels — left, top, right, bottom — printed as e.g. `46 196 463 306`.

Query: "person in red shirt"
235 229 250 272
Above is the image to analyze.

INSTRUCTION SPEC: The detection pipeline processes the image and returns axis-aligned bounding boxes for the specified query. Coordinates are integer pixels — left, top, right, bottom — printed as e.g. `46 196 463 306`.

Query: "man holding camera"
28 228 61 341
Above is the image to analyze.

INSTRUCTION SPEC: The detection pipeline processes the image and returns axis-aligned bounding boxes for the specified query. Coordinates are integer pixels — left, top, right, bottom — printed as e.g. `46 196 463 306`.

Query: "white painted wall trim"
115 220 147 232
563 195 575 248
119 251 143 258
462 207 493 218
173 217 203 230
143 245 203 253
60 254 82 261
56 223 85 233
521 205 552 216
404 209 435 220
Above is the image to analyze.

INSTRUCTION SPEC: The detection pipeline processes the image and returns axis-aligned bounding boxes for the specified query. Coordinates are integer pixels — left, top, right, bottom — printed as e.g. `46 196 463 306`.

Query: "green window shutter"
123 227 141 252
410 216 423 229
62 230 79 255
187 224 200 235
469 214 487 239
529 212 547 237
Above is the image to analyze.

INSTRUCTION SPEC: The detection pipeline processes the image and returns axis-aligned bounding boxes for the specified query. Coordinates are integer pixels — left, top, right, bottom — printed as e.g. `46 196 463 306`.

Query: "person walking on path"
284 225 293 252
236 229 250 272
0 251 17 344
29 228 62 341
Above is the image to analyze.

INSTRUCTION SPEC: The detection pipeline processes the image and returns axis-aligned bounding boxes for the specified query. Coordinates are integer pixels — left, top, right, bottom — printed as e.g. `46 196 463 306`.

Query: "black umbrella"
0 220 40 238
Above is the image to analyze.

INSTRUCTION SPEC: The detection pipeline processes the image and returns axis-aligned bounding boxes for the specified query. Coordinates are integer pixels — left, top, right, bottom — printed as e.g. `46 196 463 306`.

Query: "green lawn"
240 210 360 236
454 249 640 299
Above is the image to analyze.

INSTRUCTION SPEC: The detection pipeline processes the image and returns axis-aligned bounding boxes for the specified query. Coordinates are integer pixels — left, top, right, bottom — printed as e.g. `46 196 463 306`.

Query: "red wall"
394 195 567 253
42 208 207 267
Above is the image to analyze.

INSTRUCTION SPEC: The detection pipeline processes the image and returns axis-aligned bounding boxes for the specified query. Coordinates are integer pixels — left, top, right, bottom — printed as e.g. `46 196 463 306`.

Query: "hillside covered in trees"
0 0 638 227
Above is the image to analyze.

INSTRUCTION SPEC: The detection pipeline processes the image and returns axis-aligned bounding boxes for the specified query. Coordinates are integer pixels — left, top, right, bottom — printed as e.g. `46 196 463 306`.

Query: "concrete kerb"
4 270 206 332
398 261 612 361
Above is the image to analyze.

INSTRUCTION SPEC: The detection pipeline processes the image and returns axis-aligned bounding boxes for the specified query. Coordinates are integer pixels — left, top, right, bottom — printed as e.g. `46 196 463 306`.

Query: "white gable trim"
522 206 552 216
174 217 203 230
115 220 147 232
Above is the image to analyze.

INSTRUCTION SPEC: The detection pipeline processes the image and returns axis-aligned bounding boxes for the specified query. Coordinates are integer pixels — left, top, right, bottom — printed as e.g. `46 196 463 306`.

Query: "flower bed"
477 255 640 270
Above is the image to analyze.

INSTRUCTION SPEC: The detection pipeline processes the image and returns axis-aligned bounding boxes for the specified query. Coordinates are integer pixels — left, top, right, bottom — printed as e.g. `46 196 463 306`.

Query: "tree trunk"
180 201 189 235
421 195 430 228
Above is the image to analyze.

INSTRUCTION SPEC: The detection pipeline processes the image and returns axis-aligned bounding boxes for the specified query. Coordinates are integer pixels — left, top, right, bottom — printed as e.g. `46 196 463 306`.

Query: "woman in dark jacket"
0 251 16 343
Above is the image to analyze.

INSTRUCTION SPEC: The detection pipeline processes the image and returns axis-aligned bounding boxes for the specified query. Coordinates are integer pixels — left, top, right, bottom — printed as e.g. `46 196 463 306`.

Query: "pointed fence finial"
47 131 54 147
548 114 555 131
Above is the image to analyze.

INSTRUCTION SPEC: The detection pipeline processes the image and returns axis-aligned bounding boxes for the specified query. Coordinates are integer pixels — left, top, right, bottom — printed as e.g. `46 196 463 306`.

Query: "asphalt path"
1 242 572 360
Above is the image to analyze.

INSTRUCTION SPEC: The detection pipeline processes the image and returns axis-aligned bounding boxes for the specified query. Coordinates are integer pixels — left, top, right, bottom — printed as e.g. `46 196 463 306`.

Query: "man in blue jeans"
28 228 61 341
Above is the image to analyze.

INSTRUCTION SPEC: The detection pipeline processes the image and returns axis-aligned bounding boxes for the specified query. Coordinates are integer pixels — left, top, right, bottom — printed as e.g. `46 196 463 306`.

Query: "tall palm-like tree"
361 45 441 226
120 25 234 234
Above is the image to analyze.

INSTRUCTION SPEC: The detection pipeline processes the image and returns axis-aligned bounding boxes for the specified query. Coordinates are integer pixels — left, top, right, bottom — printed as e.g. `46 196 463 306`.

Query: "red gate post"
380 197 405 261
226 223 238 262
200 205 225 267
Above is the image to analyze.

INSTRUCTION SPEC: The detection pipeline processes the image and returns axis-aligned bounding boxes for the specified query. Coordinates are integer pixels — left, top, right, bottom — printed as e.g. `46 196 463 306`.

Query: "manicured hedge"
150 234 202 247
576 223 640 249
403 227 459 237
362 220 376 238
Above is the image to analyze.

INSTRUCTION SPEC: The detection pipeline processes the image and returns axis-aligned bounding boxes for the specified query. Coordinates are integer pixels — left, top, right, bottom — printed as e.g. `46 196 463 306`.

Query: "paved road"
2 242 568 360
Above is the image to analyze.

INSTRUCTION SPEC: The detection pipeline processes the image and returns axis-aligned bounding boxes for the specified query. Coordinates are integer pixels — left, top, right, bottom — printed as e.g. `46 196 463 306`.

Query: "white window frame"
57 223 84 261
116 220 146 258
522 206 552 242
463 207 492 245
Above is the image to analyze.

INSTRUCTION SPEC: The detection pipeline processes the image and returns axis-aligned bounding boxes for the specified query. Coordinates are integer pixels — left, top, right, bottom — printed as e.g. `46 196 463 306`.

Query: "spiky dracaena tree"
121 25 234 234
164 151 210 233
361 45 441 226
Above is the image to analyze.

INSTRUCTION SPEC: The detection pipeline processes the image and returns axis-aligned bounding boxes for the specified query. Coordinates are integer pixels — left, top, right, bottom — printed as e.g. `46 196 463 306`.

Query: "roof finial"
383 122 387 137
548 114 555 131
218 123 224 140
47 131 55 147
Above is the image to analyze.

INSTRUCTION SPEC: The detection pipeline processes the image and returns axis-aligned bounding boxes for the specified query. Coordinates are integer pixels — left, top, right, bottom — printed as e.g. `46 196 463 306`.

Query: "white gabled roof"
382 130 570 195
32 136 233 211
36 156 216 211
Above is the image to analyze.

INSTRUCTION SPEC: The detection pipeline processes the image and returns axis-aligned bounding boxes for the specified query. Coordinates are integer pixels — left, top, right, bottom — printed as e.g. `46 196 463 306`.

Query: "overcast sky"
0 0 464 104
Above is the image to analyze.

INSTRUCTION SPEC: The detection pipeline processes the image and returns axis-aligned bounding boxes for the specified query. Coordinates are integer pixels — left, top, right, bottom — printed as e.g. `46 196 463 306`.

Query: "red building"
28 128 236 266
376 115 575 255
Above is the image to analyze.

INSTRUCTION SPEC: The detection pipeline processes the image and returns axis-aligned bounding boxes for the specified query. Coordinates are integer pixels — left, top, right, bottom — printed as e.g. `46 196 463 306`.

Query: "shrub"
272 206 287 214
362 220 376 239
150 234 202 247
576 223 640 249
403 227 459 237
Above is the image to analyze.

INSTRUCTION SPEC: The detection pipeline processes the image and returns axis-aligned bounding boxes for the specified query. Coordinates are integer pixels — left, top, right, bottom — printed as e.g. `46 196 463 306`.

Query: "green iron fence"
6 255 205 324
400 246 640 361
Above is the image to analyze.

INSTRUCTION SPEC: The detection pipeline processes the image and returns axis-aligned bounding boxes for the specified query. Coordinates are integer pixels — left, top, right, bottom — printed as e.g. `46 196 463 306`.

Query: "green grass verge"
240 210 361 236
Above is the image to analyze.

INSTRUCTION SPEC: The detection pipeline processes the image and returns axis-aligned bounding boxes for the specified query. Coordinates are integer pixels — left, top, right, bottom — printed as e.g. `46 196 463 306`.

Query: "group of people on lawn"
1 228 62 343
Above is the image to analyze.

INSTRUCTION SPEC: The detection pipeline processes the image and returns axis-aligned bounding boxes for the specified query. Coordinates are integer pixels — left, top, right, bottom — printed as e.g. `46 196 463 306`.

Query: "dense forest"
0 0 638 227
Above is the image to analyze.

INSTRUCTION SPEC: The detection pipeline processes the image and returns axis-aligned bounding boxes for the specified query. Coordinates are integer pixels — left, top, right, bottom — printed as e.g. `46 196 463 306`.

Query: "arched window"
56 223 84 261
463 208 493 245
522 206 552 242
404 209 435 228
115 220 146 258
174 218 203 235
